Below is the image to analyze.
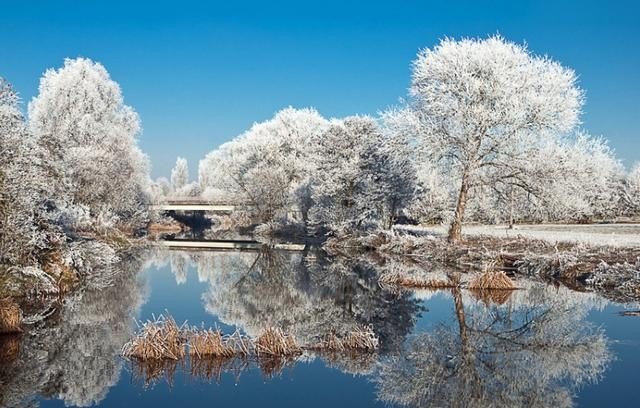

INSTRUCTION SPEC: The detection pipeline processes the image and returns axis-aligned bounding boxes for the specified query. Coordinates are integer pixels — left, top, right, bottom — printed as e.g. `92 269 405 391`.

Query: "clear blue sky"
1 0 638 178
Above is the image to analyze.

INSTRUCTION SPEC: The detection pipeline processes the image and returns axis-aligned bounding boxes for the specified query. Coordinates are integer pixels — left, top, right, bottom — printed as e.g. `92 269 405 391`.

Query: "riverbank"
0 227 149 333
327 229 640 303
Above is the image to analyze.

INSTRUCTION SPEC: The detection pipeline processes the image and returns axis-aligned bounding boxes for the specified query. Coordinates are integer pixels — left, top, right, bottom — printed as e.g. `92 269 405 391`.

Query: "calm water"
1 248 639 407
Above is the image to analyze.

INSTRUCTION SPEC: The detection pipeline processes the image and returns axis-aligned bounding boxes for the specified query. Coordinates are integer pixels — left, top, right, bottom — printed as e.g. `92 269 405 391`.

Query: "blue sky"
1 0 638 178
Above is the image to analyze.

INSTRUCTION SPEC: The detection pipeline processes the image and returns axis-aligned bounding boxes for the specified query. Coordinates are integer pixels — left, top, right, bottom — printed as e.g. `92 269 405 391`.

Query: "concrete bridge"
151 198 300 216
150 198 245 213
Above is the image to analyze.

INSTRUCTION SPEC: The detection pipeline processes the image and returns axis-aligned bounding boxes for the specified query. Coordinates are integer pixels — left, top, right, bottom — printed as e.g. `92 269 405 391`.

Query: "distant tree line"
183 36 639 242
3 34 640 290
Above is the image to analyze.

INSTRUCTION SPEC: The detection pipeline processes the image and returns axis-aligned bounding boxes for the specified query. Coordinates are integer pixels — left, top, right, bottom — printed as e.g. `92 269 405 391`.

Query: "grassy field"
398 223 640 248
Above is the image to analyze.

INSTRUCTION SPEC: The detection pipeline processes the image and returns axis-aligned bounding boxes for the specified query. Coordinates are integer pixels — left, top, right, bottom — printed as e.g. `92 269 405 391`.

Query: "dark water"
1 248 639 407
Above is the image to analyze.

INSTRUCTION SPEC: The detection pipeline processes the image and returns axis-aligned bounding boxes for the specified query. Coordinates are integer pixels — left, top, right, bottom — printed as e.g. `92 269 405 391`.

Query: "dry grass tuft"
254 327 301 356
468 271 516 290
189 329 235 358
312 331 345 352
122 315 187 361
378 271 459 290
0 334 21 363
311 326 379 353
189 328 251 358
0 298 22 334
122 314 381 383
342 326 379 351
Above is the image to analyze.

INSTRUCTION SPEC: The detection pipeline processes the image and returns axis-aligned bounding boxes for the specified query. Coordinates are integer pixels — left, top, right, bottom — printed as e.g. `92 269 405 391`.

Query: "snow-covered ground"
396 224 640 248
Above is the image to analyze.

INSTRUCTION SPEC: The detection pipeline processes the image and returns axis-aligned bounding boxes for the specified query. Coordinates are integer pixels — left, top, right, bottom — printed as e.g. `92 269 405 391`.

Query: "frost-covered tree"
199 107 328 224
622 164 640 216
310 116 415 235
381 107 452 224
0 78 52 266
170 252 188 285
536 133 624 221
28 58 150 229
170 156 189 193
148 177 171 204
409 36 583 241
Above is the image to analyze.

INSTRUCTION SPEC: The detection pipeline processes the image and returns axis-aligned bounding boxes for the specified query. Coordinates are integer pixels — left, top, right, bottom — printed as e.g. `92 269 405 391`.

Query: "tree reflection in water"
375 278 611 408
198 249 423 353
0 249 613 408
0 252 148 408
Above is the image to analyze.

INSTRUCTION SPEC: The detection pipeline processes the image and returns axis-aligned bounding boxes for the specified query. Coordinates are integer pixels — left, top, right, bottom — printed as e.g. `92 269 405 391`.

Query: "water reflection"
0 252 148 407
376 280 611 408
0 248 619 408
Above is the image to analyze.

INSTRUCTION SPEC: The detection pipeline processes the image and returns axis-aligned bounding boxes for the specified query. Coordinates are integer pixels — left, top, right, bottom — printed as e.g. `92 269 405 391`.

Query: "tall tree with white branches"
410 36 583 241
28 58 150 228
170 156 189 193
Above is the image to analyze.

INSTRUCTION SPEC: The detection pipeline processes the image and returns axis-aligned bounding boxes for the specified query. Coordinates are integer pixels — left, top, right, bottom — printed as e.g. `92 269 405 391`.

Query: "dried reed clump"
342 326 379 351
311 326 379 353
312 331 345 352
0 298 22 334
0 334 21 364
122 315 187 361
254 327 301 356
378 271 459 290
189 329 235 358
189 329 251 358
468 271 516 290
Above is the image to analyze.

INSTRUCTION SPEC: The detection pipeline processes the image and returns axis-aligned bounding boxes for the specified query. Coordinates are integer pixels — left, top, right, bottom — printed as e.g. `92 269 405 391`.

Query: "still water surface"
1 248 638 407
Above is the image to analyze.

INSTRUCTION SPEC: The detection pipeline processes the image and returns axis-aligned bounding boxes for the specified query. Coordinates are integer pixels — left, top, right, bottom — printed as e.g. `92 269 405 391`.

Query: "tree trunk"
448 172 469 242
508 188 514 229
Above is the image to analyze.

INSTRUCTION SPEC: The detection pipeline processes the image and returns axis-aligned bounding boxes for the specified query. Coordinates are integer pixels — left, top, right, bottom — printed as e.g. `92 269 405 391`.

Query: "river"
1 247 638 407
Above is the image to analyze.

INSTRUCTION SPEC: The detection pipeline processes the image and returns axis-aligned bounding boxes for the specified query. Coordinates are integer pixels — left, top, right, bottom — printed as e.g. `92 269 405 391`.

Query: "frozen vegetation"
0 36 640 326
137 35 640 256
1 59 152 297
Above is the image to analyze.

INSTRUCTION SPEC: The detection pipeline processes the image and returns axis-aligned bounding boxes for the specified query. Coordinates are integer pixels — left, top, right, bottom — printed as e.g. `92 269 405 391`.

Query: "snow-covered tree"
409 36 583 241
0 78 52 266
381 107 452 224
539 133 624 221
28 58 150 229
199 107 328 224
310 115 416 235
622 164 640 216
148 177 171 204
170 156 189 193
